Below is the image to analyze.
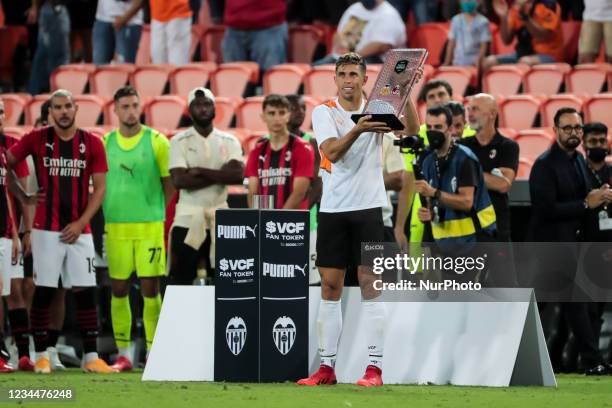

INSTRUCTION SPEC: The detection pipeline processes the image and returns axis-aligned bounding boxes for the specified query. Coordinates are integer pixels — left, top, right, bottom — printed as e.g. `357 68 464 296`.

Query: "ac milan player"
245 94 314 209
0 97 32 373
6 90 115 374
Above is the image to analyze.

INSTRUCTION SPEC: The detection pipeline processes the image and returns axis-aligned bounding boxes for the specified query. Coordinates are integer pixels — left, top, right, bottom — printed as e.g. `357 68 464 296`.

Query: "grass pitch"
1 370 611 408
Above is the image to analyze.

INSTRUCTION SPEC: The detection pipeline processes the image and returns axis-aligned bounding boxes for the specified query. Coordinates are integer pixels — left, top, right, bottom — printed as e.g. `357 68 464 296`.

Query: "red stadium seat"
523 63 570 94
144 96 186 129
169 63 217 96
515 129 555 162
201 25 226 64
90 65 134 100
498 128 518 140
236 96 266 131
362 64 382 98
584 93 612 129
561 21 582 64
263 64 310 95
25 94 51 125
242 132 267 155
103 100 119 127
410 64 435 103
303 65 336 99
73 95 105 127
50 65 90 94
482 64 529 96
288 24 325 64
409 23 449 66
539 94 585 127
0 26 27 83
301 95 320 131
566 64 612 94
2 127 28 139
130 66 169 99
431 66 473 98
211 62 258 97
82 126 107 138
1 94 27 126
516 157 534 180
498 95 544 129
213 96 242 130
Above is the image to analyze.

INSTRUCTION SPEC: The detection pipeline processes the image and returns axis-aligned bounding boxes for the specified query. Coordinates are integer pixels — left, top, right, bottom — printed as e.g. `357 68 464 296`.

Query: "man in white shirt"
313 0 406 65
297 52 419 387
93 0 144 65
578 0 612 63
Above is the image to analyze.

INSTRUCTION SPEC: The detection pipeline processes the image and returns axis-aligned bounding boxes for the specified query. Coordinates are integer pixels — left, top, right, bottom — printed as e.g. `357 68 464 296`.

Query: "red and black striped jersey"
0 134 29 238
9 127 108 233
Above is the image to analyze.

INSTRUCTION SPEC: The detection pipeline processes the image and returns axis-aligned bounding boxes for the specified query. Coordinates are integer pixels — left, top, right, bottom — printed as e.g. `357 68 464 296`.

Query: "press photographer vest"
422 144 496 245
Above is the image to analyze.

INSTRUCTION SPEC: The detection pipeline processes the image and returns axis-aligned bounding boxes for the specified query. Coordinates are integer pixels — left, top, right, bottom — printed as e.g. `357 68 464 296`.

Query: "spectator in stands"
388 0 438 24
149 0 192 65
578 0 612 63
442 0 492 68
27 0 71 94
222 0 288 71
528 107 612 375
461 94 519 242
69 0 97 62
245 95 314 210
313 0 406 65
482 0 564 70
168 87 244 286
92 0 144 65
447 101 468 141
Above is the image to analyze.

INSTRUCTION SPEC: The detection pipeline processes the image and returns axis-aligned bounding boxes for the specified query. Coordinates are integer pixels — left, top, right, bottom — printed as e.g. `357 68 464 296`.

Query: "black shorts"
316 207 384 269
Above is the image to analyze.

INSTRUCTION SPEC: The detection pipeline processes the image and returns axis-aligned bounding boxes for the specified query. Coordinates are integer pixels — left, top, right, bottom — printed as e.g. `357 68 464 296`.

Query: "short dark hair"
445 101 465 118
113 86 139 102
583 122 608 139
427 105 453 127
285 94 303 108
335 52 366 74
420 80 453 102
553 107 580 127
262 94 290 111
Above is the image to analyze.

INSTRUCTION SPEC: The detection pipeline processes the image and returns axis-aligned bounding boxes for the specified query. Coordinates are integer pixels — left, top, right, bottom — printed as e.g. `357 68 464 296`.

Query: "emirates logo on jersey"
43 157 86 177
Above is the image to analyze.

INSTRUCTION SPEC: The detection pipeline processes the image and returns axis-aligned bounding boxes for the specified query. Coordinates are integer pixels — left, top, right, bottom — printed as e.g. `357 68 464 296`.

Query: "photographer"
415 105 497 246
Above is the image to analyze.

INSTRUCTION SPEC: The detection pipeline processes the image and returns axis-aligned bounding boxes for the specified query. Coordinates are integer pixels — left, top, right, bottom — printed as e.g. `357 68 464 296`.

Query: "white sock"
363 301 385 370
84 352 99 364
35 351 49 361
317 299 342 369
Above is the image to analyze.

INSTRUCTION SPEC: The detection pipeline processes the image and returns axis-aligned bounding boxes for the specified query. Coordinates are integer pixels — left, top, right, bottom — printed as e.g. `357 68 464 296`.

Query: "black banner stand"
214 209 309 382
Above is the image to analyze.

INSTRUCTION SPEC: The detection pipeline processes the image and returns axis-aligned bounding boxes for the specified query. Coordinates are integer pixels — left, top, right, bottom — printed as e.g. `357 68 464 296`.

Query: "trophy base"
351 113 405 130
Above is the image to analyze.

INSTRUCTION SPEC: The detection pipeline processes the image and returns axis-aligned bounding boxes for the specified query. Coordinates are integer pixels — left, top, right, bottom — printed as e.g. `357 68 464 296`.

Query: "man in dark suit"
528 107 612 375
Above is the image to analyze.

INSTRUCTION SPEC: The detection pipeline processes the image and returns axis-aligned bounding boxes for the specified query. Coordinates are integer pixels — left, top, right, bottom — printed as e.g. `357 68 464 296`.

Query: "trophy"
351 48 428 130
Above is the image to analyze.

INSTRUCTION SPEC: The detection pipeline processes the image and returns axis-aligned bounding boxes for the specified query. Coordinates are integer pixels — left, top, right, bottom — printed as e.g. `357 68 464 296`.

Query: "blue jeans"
29 3 70 94
222 22 288 71
388 0 437 24
92 20 142 65
495 53 557 64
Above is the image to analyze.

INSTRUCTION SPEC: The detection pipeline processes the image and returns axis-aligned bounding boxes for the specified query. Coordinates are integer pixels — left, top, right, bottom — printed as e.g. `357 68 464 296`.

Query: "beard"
192 114 214 128
561 136 581 151
55 116 75 130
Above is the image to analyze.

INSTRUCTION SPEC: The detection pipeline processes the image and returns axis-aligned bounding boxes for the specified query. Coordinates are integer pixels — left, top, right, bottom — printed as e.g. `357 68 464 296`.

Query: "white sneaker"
47 347 65 371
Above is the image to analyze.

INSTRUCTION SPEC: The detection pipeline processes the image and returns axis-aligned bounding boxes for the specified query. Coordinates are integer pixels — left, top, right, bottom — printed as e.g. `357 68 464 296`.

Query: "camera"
394 135 424 154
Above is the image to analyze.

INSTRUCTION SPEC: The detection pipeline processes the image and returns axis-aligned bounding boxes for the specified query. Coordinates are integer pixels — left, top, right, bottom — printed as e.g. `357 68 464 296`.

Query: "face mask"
427 130 447 150
460 1 478 13
587 147 609 163
361 0 377 10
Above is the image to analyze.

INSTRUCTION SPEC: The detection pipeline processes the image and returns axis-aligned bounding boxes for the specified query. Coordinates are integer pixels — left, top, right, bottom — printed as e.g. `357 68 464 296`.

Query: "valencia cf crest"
489 148 497 159
226 317 247 356
272 316 296 355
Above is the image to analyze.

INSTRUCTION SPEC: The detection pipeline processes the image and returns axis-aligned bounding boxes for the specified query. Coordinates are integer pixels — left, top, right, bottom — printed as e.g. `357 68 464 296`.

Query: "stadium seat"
90 65 134 100
103 100 119 127
200 25 226 63
1 93 27 126
236 96 266 131
82 126 107 138
540 94 584 127
25 94 51 125
515 129 555 161
169 62 217 96
242 132 267 155
130 66 169 99
2 127 28 139
362 64 382 97
431 66 473 98
213 96 242 130
490 23 517 56
498 95 544 129
301 95 320 131
144 96 187 129
263 64 310 95
410 64 435 103
73 95 105 127
584 93 612 129
303 65 336 98
516 157 534 180
288 24 325 64
498 128 518 140
482 64 529 96
409 23 449 66
211 62 258 98
566 64 612 94
561 21 582 64
523 63 570 94
0 26 27 84
50 65 90 94
225 127 251 145
136 25 151 65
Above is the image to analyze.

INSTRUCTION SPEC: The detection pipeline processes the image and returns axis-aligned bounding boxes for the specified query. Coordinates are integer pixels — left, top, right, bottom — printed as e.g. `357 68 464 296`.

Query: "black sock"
8 308 30 358
74 288 99 354
30 287 56 352
47 330 60 349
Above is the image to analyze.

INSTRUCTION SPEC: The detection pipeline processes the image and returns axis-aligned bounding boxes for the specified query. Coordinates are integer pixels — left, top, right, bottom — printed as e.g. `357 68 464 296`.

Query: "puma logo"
245 225 257 237
120 163 134 177
259 155 265 162
45 143 54 151
294 264 307 276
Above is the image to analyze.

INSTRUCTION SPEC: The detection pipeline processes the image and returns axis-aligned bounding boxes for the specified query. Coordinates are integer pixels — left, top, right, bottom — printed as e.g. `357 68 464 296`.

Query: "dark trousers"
168 226 214 286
